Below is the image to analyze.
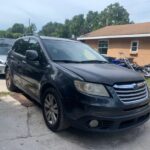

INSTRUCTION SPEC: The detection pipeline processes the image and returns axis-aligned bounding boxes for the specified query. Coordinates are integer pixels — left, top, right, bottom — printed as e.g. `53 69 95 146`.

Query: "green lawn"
146 78 150 88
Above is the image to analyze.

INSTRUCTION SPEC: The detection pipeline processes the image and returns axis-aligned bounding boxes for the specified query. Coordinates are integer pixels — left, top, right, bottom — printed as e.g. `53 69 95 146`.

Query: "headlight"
74 80 110 97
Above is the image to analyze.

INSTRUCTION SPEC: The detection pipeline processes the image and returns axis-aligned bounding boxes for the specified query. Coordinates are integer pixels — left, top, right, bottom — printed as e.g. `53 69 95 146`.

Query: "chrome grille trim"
118 90 147 97
114 82 148 103
115 86 146 93
120 94 147 101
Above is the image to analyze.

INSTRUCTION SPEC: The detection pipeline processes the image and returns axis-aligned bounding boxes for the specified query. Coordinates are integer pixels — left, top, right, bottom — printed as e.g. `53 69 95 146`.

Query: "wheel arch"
40 82 63 104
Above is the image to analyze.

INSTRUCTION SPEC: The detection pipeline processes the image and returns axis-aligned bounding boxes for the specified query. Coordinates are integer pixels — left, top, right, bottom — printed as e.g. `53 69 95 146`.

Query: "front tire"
5 68 17 92
42 88 69 132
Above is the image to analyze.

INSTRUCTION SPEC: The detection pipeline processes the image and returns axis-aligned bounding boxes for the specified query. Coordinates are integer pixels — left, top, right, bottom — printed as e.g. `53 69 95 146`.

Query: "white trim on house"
77 33 150 40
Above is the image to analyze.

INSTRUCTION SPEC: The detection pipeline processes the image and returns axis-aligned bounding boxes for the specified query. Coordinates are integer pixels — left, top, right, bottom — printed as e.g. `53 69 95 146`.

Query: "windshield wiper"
53 60 81 63
53 60 108 64
80 60 108 63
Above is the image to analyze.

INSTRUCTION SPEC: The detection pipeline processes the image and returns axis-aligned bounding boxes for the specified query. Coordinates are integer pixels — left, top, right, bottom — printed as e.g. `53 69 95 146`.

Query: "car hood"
0 55 7 63
58 63 144 85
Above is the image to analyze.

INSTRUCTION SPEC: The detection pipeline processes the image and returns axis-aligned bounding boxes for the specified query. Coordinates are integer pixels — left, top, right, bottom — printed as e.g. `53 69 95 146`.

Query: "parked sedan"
0 39 15 74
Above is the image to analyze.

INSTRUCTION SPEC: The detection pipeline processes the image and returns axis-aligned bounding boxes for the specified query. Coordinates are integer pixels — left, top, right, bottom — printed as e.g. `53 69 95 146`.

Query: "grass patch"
146 78 150 88
0 92 10 97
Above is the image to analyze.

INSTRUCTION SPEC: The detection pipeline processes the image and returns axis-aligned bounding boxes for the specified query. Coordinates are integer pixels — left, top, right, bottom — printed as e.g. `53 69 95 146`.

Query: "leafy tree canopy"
39 22 65 37
0 23 37 38
99 3 131 27
10 23 25 34
0 3 133 39
40 2 133 38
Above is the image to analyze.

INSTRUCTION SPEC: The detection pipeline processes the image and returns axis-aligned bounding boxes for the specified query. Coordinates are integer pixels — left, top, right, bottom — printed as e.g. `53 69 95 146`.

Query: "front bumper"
0 64 5 74
67 104 150 132
63 81 150 132
65 90 150 132
69 104 150 132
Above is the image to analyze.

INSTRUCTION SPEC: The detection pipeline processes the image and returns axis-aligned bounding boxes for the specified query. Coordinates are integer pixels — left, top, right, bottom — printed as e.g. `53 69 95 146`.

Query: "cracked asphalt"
1 79 150 150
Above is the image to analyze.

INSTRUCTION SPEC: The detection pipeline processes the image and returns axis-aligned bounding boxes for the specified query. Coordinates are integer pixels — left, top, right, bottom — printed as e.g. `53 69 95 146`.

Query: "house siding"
84 37 150 66
84 40 99 50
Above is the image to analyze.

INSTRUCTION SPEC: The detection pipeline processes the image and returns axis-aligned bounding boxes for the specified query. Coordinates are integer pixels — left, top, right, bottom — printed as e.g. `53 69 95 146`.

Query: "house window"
98 40 108 54
131 41 139 53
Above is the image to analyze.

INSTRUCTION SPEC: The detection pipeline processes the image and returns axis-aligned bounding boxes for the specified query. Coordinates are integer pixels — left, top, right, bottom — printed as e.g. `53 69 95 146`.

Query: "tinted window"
28 38 41 54
0 44 11 55
0 39 15 46
43 39 106 62
14 38 29 56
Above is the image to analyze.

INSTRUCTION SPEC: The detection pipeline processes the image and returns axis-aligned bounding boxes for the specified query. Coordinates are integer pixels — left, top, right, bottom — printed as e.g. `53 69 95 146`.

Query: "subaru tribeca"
5 36 150 132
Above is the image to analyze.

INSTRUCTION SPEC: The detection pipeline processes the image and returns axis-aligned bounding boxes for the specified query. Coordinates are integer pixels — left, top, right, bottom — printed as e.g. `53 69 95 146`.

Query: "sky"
0 0 150 31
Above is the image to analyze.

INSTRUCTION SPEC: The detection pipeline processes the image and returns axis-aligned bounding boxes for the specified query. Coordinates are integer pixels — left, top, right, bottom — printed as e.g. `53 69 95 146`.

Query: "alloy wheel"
44 94 59 125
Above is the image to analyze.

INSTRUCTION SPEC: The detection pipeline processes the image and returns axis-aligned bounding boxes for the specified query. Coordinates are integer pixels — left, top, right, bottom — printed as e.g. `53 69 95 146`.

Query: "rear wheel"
42 88 69 132
5 68 17 92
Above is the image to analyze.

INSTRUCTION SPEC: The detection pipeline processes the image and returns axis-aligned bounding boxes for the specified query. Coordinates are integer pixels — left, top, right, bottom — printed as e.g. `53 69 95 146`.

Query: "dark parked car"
6 36 150 132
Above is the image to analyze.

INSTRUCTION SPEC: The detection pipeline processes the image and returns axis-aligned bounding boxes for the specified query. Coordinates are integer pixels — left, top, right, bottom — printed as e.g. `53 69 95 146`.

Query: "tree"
26 23 37 34
84 11 100 32
1 23 37 38
40 22 65 37
69 14 85 37
40 15 86 38
98 3 132 27
0 30 6 38
10 23 25 34
40 2 132 38
63 19 72 38
0 2 132 39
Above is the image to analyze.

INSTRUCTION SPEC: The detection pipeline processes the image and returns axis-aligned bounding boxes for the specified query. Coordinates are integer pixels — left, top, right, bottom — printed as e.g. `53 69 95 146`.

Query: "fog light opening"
89 120 99 128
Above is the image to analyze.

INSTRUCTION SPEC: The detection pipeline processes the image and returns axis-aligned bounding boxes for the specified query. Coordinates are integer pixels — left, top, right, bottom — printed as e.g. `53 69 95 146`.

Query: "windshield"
43 39 107 62
0 45 10 55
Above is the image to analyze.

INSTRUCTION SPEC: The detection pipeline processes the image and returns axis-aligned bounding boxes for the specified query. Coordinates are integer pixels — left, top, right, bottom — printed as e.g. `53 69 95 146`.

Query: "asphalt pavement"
0 78 150 150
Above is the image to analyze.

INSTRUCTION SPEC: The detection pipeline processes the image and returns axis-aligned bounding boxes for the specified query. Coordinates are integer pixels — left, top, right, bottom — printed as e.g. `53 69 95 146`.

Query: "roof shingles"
79 22 150 39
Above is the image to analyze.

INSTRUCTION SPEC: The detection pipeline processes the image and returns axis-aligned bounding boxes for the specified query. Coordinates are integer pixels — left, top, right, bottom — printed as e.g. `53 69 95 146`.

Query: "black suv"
6 36 150 132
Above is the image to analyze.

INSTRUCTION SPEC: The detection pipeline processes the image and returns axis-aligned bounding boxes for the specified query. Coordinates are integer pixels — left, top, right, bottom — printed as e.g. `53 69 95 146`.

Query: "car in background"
0 38 15 74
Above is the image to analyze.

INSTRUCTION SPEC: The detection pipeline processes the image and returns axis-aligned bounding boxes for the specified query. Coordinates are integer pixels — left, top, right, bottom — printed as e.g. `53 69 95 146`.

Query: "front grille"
114 82 148 103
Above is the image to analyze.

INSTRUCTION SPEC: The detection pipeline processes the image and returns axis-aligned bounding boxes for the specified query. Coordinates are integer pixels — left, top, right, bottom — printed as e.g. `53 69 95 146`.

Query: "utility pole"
29 18 31 34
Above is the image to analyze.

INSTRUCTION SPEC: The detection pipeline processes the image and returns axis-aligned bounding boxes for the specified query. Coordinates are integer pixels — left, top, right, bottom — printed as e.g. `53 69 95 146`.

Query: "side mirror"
26 50 39 61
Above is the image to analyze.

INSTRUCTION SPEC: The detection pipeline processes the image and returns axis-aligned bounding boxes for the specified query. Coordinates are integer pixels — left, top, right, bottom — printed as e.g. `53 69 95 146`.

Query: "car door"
21 38 47 100
11 38 29 88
